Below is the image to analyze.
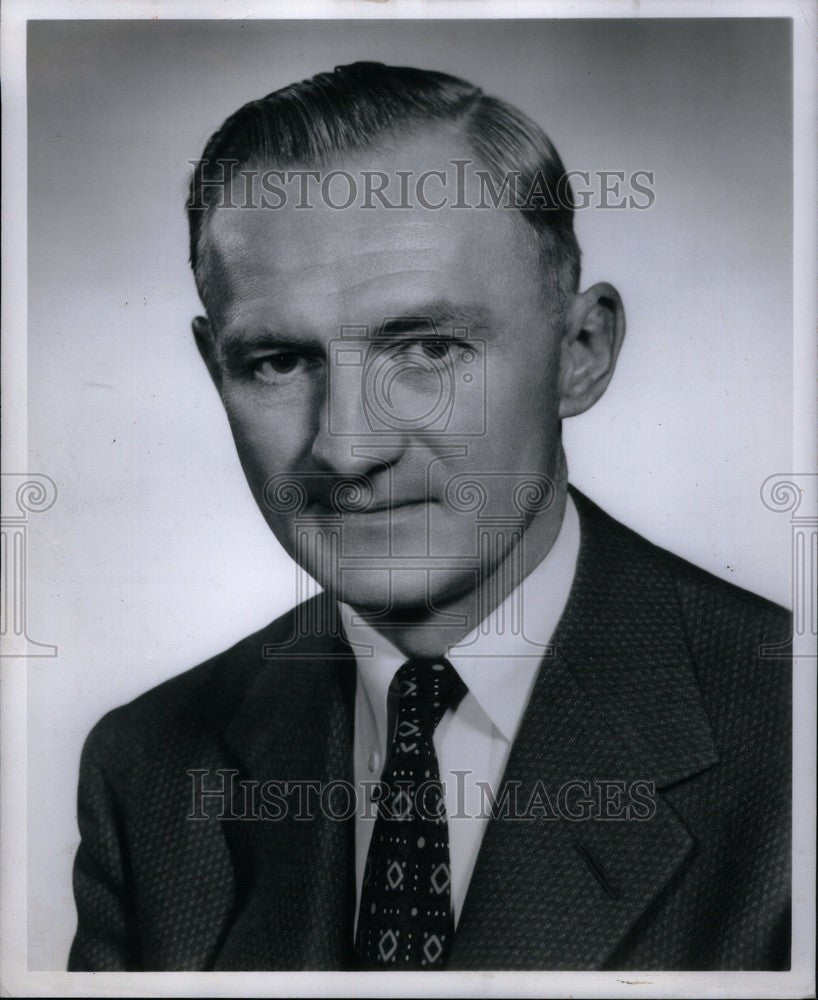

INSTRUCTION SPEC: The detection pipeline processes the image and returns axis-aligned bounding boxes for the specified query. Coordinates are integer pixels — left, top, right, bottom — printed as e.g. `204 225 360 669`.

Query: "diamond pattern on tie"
354 658 467 969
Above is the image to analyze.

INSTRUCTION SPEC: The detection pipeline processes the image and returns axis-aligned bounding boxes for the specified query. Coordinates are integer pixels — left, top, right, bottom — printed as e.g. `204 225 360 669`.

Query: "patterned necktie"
355 657 467 970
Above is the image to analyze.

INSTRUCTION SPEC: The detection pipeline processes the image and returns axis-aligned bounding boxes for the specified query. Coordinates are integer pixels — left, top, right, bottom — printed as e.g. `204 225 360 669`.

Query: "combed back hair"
188 61 581 317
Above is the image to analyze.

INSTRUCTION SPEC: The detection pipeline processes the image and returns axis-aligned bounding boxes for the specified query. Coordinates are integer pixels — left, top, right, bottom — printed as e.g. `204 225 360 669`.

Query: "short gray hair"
188 61 581 314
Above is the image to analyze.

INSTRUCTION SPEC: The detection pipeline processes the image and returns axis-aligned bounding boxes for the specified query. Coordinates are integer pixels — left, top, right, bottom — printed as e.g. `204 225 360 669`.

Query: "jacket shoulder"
80 602 307 773
638 524 791 657
571 487 790 645
671 552 790 647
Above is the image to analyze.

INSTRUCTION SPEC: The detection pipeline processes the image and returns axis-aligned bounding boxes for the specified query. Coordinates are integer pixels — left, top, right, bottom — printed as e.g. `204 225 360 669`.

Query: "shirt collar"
339 604 405 756
340 492 581 747
447 493 580 741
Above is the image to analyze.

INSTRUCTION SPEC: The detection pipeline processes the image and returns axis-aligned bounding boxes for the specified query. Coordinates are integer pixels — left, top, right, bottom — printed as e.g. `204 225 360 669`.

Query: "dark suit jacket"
68 489 791 971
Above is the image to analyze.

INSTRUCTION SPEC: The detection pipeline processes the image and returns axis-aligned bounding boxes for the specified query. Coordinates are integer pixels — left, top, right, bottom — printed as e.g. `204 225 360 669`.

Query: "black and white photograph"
1 2 815 997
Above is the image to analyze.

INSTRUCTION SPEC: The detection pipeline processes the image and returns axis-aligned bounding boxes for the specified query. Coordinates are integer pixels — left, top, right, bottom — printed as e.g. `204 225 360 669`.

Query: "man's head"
188 62 624 621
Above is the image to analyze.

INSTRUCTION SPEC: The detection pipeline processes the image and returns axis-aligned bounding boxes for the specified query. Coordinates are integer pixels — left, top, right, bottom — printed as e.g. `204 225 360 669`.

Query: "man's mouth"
308 497 433 516
364 499 429 513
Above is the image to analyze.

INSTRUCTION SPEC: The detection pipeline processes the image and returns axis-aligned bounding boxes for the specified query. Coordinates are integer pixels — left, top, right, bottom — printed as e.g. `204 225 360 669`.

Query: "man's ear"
192 315 222 390
557 282 626 419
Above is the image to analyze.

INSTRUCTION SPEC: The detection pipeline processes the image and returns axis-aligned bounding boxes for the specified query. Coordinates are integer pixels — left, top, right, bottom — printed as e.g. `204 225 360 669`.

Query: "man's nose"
310 366 405 474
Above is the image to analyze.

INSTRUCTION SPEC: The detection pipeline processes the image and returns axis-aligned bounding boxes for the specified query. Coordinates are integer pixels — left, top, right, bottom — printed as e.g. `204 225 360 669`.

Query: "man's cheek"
224 398 290 465
221 415 291 524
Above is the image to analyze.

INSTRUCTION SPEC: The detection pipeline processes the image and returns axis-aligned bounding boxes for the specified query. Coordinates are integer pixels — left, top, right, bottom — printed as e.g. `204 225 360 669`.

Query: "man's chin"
320 566 479 623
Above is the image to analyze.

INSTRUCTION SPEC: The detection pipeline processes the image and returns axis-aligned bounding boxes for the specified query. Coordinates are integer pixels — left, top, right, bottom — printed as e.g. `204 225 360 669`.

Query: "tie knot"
393 657 467 732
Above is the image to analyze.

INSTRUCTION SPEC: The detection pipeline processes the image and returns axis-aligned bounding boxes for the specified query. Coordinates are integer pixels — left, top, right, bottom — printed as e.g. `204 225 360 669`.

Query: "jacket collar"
448 486 720 968
218 603 358 970
223 602 356 781
516 486 719 786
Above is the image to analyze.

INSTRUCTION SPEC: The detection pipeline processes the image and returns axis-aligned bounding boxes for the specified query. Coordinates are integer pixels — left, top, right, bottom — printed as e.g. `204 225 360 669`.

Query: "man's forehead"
207 207 501 282
198 128 544 327
207 171 534 274
204 195 535 329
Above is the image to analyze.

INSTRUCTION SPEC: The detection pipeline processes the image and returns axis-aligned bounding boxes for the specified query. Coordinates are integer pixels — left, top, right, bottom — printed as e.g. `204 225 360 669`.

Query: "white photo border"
1 1 815 997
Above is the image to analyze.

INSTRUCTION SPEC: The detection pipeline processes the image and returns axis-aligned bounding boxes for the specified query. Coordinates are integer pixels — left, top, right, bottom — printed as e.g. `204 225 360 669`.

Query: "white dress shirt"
341 493 580 930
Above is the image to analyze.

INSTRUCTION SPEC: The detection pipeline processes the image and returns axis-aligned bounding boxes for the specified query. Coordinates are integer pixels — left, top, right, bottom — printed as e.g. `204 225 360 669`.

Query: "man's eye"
254 353 302 379
418 339 451 360
396 339 453 363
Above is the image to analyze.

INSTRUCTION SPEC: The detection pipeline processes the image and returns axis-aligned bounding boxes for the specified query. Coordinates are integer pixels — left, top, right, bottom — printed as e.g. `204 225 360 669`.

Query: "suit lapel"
214 601 358 970
449 489 720 969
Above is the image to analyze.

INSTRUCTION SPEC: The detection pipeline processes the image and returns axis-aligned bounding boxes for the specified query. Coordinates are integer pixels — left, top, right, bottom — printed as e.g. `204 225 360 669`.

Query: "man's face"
198 131 568 618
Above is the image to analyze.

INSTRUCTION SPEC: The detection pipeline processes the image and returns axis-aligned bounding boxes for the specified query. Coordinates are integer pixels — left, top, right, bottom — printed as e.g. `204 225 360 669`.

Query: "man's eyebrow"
216 301 495 359
376 301 494 337
216 327 311 363
218 299 495 359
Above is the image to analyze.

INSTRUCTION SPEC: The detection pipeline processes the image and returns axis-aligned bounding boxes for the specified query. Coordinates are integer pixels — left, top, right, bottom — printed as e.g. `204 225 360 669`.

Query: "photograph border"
2 1 815 997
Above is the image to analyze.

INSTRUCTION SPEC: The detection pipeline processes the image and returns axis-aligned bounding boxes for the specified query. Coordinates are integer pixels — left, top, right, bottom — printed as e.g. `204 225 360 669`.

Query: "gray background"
26 18 792 968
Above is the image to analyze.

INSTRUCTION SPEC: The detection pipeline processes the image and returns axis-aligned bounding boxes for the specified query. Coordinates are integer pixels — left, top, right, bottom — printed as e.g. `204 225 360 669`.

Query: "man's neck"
350 477 570 660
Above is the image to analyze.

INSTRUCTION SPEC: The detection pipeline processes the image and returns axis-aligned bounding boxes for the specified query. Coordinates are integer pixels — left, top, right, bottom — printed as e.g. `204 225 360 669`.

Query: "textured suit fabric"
68 488 792 971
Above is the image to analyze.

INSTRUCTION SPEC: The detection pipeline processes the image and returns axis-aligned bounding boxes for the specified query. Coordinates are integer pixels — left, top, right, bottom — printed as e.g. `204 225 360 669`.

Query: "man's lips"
364 498 430 513
307 498 435 515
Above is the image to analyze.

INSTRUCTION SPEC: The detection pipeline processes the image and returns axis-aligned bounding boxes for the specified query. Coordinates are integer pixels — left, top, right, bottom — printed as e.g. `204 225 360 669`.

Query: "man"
69 62 791 972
